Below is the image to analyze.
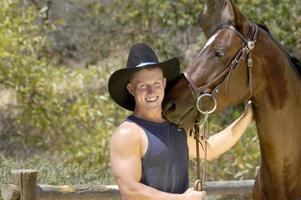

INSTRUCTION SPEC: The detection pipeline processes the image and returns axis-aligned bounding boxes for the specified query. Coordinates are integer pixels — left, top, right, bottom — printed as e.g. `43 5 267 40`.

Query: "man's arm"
188 101 253 160
110 122 205 200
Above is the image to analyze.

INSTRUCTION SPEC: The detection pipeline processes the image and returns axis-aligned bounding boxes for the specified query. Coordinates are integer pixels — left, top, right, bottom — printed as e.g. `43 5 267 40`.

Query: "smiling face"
127 67 166 116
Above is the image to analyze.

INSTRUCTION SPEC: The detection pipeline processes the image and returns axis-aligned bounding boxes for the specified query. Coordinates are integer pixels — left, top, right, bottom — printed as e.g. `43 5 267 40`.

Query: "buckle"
248 41 255 50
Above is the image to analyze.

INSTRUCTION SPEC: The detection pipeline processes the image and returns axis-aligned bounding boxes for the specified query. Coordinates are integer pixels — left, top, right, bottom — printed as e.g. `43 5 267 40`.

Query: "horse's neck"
253 34 301 159
254 88 301 138
253 52 301 195
254 64 301 124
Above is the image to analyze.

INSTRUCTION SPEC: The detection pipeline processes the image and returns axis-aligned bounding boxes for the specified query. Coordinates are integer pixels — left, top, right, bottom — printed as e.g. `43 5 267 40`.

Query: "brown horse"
163 0 301 199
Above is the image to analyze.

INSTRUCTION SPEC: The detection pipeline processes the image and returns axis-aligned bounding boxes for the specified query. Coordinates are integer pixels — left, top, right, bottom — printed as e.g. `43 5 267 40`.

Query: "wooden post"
10 169 37 200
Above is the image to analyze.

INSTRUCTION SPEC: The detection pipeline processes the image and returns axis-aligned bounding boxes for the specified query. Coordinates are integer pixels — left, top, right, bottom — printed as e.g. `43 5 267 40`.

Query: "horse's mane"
256 23 301 76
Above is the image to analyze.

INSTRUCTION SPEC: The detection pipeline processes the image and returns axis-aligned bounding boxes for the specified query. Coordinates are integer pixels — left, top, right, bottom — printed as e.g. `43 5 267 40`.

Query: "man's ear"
127 83 134 96
163 78 167 88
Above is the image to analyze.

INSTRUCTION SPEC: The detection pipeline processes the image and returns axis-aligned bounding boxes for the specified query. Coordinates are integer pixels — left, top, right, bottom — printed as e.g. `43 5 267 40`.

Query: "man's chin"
144 100 163 109
143 104 162 112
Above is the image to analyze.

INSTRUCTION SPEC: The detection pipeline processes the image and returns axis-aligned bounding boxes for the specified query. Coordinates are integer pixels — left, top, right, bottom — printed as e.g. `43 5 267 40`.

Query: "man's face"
127 67 166 113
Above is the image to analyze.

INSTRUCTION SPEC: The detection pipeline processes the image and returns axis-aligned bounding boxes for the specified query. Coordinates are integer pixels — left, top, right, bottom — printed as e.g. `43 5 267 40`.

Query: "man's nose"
146 85 156 93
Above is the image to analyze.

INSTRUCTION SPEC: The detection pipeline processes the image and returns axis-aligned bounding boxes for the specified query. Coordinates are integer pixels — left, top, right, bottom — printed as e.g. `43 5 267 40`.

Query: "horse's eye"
215 50 224 57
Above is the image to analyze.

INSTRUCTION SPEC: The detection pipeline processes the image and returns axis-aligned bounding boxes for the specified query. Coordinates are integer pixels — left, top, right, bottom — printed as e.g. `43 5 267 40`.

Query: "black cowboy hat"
108 43 180 111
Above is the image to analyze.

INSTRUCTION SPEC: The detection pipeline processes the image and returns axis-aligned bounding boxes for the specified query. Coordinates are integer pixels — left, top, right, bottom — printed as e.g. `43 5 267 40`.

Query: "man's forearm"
206 109 253 160
118 180 184 200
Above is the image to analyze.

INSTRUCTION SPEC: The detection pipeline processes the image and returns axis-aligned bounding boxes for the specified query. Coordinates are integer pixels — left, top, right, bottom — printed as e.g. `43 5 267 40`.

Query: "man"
108 43 253 200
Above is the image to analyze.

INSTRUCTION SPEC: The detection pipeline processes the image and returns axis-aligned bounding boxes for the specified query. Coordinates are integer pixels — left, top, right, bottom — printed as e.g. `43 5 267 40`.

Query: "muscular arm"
188 102 253 160
110 122 204 200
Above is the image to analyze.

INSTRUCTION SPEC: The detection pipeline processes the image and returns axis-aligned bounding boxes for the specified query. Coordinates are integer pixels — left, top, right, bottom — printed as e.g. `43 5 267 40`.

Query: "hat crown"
127 43 159 69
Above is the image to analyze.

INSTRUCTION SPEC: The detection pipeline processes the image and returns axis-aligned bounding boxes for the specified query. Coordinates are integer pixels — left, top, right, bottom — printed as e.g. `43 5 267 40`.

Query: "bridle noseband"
183 23 259 191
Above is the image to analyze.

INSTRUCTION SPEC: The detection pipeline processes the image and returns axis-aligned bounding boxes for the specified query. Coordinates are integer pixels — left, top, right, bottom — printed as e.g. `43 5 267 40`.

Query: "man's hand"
182 188 206 200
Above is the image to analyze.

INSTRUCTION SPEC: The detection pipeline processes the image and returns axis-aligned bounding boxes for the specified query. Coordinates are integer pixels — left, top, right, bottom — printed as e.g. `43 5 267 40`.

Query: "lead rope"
193 94 217 191
193 112 210 191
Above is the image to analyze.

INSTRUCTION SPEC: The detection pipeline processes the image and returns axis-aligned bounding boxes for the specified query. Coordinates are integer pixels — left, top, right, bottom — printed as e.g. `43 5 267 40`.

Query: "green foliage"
109 0 204 64
0 0 127 171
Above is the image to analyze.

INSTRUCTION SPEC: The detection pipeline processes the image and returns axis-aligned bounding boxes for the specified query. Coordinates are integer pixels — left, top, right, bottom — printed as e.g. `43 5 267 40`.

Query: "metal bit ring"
196 93 217 115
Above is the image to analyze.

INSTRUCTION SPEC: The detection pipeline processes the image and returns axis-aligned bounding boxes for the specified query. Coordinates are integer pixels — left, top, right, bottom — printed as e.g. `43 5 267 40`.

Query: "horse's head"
163 0 259 129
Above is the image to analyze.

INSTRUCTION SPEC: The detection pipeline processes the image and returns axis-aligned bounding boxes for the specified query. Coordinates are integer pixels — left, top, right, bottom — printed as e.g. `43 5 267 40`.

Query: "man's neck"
133 109 166 123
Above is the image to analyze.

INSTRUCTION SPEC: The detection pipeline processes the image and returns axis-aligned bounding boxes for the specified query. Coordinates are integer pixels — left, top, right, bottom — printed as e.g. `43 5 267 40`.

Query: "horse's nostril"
165 101 176 112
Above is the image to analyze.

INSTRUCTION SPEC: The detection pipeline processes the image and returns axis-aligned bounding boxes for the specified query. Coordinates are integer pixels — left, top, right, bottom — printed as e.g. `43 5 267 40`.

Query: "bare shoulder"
110 120 145 155
112 120 144 141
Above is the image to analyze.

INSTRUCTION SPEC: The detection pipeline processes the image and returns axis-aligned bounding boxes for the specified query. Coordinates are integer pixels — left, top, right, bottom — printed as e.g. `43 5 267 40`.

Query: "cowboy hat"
108 43 180 111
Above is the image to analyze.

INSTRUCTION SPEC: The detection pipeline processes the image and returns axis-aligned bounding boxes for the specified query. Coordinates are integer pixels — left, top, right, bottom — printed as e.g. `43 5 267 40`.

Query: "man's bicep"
110 131 142 184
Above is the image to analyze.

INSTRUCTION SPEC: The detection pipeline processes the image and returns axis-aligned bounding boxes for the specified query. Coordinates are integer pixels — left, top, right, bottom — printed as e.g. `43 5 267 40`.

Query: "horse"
162 0 301 199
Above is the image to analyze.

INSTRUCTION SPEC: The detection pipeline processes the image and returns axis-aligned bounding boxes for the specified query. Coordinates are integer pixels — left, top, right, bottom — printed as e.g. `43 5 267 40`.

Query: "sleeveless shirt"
126 115 189 194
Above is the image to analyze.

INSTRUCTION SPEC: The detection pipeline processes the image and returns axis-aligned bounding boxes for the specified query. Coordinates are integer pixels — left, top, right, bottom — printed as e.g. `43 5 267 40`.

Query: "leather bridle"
183 23 259 191
184 23 258 105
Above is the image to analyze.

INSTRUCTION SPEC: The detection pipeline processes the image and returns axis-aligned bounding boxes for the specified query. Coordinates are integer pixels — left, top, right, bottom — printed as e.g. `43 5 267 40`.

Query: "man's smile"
145 96 159 102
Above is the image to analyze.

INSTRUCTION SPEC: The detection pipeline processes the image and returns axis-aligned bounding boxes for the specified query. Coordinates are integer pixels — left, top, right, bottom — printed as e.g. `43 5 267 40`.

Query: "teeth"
145 96 158 102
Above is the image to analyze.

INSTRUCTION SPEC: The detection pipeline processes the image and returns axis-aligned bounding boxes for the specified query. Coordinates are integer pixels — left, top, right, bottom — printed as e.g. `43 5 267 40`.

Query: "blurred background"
0 0 300 199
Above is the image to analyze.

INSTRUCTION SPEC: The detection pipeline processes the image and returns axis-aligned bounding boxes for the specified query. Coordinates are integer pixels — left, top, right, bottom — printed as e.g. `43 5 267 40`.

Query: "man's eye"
215 50 224 57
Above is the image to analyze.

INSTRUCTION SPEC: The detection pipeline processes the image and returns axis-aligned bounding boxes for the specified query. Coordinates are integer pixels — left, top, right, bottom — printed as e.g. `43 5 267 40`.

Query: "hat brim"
108 57 180 111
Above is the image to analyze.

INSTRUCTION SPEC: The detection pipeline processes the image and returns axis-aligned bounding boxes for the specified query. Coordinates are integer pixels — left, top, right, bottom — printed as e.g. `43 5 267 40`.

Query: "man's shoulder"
110 120 146 155
113 120 145 140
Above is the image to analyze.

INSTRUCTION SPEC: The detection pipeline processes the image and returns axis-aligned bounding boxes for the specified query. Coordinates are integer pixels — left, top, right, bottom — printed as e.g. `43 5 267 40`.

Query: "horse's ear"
199 0 249 38
198 0 231 38
221 0 249 35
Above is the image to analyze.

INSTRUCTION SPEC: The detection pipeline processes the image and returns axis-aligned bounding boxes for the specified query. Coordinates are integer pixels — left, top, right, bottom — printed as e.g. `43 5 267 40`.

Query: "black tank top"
127 115 189 194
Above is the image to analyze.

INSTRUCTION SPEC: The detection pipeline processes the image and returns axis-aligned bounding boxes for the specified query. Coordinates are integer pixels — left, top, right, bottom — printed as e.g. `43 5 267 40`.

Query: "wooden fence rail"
1 169 255 200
